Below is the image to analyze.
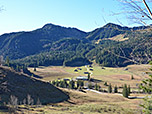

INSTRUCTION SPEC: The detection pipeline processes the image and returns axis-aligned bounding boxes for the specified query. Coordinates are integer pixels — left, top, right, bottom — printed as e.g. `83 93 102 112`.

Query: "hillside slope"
1 23 152 67
86 23 149 41
0 23 87 59
0 66 69 104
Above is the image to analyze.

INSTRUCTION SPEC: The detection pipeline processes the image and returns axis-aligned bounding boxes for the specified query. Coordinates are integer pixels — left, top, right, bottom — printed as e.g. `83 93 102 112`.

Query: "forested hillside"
90 30 152 67
1 23 152 67
0 23 87 59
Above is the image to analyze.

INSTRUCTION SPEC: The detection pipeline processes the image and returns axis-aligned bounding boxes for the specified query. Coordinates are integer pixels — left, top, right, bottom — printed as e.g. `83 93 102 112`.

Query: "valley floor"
3 88 143 114
25 64 152 113
1 64 150 114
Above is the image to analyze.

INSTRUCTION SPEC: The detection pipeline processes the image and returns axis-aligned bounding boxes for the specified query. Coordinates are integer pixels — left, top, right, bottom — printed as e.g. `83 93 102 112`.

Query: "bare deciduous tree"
8 95 18 113
0 56 4 66
104 0 152 66
117 0 152 25
27 94 34 106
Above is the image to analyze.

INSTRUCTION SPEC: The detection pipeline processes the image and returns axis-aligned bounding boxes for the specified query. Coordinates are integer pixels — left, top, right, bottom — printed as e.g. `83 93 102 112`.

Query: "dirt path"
85 65 93 75
86 89 148 99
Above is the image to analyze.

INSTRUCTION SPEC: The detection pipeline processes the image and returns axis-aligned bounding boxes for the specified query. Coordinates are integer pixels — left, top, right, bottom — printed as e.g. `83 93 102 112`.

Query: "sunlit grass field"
29 64 150 87
14 88 143 114
18 64 152 113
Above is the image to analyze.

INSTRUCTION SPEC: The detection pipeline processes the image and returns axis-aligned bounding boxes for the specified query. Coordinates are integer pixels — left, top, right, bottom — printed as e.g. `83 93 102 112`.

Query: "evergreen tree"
95 83 98 90
114 85 118 93
80 81 84 87
88 73 90 81
128 85 131 95
59 81 64 88
131 75 134 80
69 80 75 89
63 80 68 88
51 80 56 85
55 80 59 87
122 84 129 98
104 82 108 86
77 80 84 89
108 83 112 93
77 80 80 89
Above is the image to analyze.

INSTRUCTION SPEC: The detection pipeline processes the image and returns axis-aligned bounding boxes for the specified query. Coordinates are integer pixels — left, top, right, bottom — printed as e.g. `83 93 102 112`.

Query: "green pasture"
63 65 132 76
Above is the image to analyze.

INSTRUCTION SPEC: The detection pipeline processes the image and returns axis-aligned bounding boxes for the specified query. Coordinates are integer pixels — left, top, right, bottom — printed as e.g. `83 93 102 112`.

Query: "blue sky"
0 0 136 35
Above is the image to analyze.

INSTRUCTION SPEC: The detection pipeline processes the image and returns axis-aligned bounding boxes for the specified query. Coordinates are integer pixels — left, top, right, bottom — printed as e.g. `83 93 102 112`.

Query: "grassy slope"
0 66 69 105
28 66 77 81
15 88 142 114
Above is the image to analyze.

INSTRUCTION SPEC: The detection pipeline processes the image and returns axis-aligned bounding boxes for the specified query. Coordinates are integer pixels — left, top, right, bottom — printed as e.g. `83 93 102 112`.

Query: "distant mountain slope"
11 38 94 67
0 66 69 104
87 29 152 67
0 23 87 59
86 23 149 41
1 23 152 67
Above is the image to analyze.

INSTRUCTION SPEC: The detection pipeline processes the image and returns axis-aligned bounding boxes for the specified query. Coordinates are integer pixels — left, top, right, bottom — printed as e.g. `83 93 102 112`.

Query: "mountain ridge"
1 22 152 67
0 23 87 59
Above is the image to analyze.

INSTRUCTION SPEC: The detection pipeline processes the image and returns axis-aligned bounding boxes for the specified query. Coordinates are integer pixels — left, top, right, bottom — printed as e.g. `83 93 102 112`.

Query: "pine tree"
88 73 90 81
69 80 75 89
114 85 118 93
77 80 80 89
58 81 62 87
122 84 129 98
80 81 84 87
77 80 84 89
51 80 56 85
108 83 112 93
63 80 68 88
95 83 98 90
55 80 59 87
128 85 131 95
104 82 108 86
131 75 134 80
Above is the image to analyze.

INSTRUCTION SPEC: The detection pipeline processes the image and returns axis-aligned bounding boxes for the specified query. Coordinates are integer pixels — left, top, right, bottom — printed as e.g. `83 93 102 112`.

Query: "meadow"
29 64 150 88
26 64 152 114
12 88 143 114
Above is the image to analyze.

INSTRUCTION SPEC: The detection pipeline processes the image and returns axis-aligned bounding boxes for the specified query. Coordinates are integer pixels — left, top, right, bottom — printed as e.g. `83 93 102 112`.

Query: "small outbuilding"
84 72 89 74
76 76 88 81
74 69 78 72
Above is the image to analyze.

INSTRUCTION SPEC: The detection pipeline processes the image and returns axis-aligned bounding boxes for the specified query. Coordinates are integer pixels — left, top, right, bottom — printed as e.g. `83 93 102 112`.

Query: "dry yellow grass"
109 34 129 41
29 64 151 89
28 66 76 81
24 64 151 114
15 88 143 114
